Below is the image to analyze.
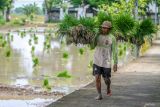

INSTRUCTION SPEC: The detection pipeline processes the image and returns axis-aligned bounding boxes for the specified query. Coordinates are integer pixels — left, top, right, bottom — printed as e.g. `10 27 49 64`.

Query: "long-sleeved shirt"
93 34 117 68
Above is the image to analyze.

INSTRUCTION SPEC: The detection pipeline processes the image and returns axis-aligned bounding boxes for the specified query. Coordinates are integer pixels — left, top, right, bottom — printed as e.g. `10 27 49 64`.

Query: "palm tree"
22 3 40 21
44 0 62 22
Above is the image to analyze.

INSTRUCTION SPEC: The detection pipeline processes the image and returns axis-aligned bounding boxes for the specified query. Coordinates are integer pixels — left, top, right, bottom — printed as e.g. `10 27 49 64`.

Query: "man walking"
93 21 117 100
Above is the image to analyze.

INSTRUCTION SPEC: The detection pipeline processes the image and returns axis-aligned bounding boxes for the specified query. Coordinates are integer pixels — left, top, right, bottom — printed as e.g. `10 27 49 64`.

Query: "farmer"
93 21 117 100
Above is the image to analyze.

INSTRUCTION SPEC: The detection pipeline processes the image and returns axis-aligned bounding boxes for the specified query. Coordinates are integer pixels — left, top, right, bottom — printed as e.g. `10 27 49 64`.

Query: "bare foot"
95 95 103 100
107 90 112 96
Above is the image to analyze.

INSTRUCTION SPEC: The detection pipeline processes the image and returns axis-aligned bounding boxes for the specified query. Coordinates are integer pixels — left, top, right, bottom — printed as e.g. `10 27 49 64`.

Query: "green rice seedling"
28 39 32 46
32 56 39 67
63 52 69 59
20 31 26 38
5 49 11 57
31 46 35 56
79 48 84 55
43 78 49 87
2 40 7 47
43 78 51 90
57 70 71 78
33 34 38 44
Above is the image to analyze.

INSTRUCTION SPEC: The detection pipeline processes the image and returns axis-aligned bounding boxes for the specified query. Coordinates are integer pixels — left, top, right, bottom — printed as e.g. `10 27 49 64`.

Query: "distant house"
144 2 159 24
45 6 97 22
45 2 159 24
47 8 60 21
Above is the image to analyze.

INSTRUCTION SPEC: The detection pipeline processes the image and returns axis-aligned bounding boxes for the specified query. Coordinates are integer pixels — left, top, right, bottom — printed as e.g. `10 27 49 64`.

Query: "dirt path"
47 37 160 107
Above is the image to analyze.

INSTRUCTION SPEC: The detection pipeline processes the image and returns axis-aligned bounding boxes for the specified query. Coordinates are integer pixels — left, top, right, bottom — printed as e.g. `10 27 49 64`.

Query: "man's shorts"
93 64 111 78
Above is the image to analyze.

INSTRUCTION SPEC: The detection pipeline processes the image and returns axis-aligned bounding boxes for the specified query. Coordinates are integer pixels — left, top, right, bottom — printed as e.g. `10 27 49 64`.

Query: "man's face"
101 26 110 34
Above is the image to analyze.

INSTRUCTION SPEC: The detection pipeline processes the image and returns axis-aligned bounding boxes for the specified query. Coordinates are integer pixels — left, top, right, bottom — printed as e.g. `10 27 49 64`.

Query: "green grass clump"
57 70 71 78
31 46 35 55
43 33 52 53
43 78 49 86
20 31 26 38
43 78 51 90
1 40 7 47
63 52 69 59
5 49 11 57
33 34 38 44
79 48 84 55
32 56 39 67
28 39 32 46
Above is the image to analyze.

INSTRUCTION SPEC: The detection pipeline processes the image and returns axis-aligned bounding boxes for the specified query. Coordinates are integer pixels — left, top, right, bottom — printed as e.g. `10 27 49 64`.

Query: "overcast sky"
14 0 44 8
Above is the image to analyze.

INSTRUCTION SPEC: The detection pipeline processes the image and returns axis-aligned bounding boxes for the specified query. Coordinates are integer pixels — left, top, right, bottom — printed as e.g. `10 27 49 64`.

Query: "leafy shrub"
135 19 156 37
114 13 135 35
131 18 156 46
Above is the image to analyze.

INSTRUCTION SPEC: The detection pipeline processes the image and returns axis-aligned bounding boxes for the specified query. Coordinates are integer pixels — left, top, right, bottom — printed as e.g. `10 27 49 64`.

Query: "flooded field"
0 27 94 107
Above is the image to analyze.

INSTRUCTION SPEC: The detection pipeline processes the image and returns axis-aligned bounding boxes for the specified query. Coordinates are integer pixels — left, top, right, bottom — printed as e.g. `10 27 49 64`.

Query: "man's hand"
113 64 117 72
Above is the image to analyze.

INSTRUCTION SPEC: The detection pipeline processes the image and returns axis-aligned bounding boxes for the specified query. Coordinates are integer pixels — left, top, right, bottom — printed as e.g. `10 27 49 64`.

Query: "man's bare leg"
95 75 102 100
103 77 111 96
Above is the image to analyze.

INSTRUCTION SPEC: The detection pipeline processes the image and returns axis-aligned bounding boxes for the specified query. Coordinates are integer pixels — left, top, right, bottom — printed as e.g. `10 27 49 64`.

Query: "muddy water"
0 28 94 107
0 31 93 87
